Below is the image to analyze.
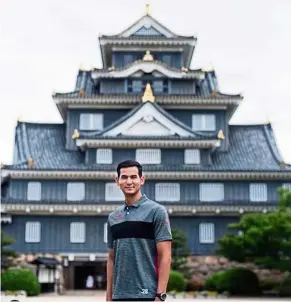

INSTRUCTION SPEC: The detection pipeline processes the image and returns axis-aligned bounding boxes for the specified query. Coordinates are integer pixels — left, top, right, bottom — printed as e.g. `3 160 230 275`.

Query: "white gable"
102 102 194 137
132 26 164 37
120 16 175 38
123 118 173 136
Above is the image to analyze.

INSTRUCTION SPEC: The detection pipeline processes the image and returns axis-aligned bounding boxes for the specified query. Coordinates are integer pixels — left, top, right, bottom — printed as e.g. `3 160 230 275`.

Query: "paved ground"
2 291 289 302
1 291 291 302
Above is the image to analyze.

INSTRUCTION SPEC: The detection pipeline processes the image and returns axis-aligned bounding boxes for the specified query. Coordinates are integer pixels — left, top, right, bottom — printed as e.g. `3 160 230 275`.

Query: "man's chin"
124 189 137 195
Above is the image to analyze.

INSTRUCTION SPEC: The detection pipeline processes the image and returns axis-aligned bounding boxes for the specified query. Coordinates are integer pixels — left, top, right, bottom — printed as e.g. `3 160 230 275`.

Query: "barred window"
136 149 161 164
104 222 108 243
155 183 180 202
192 114 216 131
25 222 41 243
79 113 103 130
67 182 85 201
250 183 267 202
70 222 85 243
200 183 224 202
96 149 112 164
27 182 41 201
105 183 124 201
184 149 200 164
282 183 291 190
199 223 215 243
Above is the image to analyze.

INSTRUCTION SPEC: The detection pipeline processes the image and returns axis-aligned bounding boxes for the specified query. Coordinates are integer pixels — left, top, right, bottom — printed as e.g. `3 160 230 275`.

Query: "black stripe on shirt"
111 221 155 240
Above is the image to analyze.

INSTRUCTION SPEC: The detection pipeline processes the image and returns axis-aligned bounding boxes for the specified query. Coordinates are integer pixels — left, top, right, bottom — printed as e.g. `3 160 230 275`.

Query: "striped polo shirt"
107 194 172 300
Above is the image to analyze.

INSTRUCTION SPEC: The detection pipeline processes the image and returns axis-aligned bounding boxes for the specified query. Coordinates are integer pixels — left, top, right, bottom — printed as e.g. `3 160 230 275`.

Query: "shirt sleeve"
107 219 113 249
154 206 172 243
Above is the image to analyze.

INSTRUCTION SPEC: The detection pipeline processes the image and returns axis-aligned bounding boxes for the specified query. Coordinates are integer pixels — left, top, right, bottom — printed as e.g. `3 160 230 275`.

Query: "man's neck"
125 191 143 206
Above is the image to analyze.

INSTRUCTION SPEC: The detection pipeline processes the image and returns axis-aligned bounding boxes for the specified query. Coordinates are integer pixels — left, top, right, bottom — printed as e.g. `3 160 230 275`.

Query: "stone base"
187 256 289 286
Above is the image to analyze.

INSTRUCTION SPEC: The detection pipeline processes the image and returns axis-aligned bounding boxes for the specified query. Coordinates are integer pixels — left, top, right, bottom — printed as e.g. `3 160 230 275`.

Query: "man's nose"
126 178 133 184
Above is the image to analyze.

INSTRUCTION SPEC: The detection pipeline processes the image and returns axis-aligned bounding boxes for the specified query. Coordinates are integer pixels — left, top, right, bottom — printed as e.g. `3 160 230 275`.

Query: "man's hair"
117 160 143 178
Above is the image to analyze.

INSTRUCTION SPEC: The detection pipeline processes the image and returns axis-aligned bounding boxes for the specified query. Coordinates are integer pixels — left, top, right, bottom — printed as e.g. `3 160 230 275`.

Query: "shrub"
204 272 224 292
1 268 41 296
278 274 291 297
185 278 204 291
259 278 281 292
216 268 261 296
167 270 186 292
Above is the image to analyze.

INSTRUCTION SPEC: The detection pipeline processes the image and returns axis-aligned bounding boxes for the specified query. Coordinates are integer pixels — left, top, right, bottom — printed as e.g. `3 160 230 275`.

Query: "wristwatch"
156 293 167 301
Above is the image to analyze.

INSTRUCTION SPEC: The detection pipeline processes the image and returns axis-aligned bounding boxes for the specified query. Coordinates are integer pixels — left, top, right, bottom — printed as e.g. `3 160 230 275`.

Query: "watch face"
160 293 167 300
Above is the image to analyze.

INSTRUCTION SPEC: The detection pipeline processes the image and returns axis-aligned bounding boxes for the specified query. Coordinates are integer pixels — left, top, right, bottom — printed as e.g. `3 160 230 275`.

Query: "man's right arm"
106 248 114 301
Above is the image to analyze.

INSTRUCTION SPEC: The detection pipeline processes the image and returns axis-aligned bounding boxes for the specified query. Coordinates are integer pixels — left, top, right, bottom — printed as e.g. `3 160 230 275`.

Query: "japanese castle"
1 6 291 291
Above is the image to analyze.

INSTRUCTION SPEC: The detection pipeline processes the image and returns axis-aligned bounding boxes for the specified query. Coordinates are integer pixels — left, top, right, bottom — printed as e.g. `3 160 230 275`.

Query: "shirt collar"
123 194 147 210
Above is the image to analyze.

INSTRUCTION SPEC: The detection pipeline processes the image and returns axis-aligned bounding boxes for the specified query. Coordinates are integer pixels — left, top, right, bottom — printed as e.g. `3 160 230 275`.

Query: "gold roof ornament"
72 129 80 139
211 89 217 97
142 83 155 103
181 67 188 72
266 117 271 125
145 4 150 15
27 157 35 168
143 50 154 61
79 88 85 97
0 163 4 169
108 66 115 71
17 116 23 122
217 129 225 140
280 161 286 169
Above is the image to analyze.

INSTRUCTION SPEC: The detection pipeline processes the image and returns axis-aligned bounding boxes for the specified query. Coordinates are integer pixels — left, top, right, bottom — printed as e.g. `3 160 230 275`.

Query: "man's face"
116 166 145 196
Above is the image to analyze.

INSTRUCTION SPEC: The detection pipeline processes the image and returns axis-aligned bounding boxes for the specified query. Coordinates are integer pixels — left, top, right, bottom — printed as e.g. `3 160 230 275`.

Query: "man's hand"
106 248 114 301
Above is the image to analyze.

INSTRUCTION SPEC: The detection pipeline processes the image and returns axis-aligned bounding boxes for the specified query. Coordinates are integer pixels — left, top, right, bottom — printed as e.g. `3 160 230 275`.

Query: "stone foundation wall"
187 256 289 285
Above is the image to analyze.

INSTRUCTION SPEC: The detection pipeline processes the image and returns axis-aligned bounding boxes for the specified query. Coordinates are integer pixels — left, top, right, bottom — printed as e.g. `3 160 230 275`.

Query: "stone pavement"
3 291 289 302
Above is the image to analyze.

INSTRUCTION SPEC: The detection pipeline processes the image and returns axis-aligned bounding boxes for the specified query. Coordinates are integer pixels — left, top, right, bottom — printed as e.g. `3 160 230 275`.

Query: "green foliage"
217 268 260 296
1 232 18 269
167 270 186 292
217 188 291 271
278 274 291 297
204 271 224 291
1 268 41 296
171 228 191 278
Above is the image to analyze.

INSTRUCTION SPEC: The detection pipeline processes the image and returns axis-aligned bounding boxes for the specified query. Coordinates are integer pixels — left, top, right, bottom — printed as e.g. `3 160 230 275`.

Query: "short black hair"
117 160 143 178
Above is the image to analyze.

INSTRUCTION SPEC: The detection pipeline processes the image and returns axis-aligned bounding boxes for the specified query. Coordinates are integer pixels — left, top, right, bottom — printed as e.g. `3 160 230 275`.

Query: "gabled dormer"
99 12 196 69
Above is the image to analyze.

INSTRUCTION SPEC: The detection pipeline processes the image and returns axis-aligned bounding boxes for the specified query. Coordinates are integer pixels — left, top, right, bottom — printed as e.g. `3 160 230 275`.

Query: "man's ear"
115 176 119 186
141 176 145 185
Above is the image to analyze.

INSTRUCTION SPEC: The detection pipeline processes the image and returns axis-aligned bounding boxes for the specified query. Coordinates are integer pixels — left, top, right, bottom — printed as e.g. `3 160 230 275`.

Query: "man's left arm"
154 206 172 298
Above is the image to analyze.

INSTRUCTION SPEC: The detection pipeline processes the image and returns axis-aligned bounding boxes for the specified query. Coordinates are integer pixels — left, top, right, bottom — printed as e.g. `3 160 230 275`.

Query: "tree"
217 188 291 272
1 231 18 270
171 228 191 278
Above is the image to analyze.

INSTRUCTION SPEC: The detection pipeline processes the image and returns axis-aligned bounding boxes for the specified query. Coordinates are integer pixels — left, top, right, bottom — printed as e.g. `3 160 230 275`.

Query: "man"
106 160 172 301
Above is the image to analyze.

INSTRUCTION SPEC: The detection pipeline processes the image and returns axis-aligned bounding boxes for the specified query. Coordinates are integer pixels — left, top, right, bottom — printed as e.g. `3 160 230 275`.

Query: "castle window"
96 149 112 164
200 183 224 202
250 183 267 202
184 149 200 164
105 183 124 201
136 149 161 164
104 222 108 243
27 182 41 201
25 221 41 243
79 113 103 130
282 183 291 190
70 222 85 243
199 223 215 243
192 114 216 131
67 182 85 201
155 183 180 202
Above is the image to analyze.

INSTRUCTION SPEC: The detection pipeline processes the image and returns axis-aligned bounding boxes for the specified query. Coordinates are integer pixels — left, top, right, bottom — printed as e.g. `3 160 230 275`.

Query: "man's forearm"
106 259 114 301
157 255 171 293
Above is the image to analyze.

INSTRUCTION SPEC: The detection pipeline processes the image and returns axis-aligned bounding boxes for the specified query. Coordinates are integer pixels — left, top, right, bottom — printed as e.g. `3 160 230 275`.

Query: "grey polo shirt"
107 194 172 300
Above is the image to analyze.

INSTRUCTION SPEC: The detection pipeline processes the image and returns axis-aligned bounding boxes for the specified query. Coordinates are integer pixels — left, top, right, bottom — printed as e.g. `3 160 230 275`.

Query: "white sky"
0 0 290 164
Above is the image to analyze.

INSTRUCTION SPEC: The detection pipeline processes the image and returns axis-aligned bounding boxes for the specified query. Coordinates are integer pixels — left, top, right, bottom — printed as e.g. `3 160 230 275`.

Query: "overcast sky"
0 0 290 164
